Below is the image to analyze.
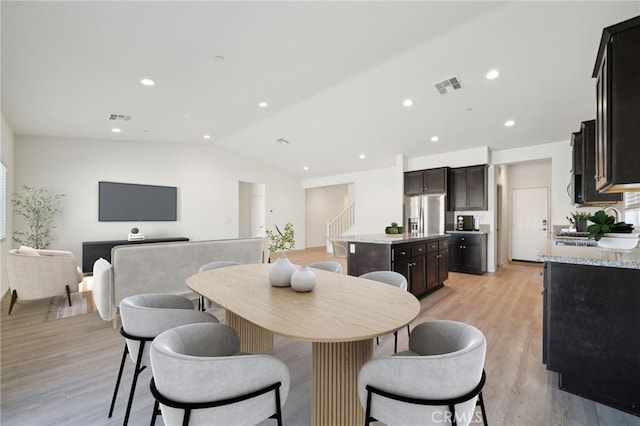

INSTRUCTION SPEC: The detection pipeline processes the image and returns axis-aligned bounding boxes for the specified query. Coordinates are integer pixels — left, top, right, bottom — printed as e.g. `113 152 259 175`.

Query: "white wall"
303 164 403 235
13 136 305 270
1 113 16 298
305 184 349 248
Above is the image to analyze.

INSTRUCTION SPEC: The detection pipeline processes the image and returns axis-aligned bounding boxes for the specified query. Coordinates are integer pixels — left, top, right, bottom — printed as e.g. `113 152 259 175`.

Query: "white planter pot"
269 257 295 287
291 266 316 292
597 233 640 251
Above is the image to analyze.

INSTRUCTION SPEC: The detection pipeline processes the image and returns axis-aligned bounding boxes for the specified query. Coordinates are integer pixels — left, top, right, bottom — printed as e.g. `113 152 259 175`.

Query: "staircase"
326 203 354 256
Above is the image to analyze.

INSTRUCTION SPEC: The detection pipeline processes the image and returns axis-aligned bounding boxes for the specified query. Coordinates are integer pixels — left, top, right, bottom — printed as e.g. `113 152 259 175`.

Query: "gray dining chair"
150 322 290 426
359 270 411 353
197 261 240 311
358 320 488 426
109 293 219 426
308 261 343 273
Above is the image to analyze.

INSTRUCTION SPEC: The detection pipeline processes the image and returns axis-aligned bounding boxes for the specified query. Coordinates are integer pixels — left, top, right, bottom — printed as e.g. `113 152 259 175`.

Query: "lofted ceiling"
2 1 639 179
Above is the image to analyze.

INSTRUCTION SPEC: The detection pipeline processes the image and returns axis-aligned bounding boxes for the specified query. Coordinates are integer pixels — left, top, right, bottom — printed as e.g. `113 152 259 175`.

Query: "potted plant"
11 185 64 249
571 211 590 232
587 210 634 241
265 223 296 287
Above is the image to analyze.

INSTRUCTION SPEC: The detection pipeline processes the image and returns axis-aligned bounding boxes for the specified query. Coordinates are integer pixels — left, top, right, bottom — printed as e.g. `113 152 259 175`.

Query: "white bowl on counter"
597 233 640 251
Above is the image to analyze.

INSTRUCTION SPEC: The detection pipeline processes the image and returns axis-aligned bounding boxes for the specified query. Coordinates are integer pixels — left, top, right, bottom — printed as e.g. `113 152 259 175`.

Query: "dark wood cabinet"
82 237 189 273
450 165 487 211
447 233 486 275
570 131 584 205
543 261 640 416
425 238 448 291
593 16 640 193
579 120 621 205
347 236 448 298
404 167 449 195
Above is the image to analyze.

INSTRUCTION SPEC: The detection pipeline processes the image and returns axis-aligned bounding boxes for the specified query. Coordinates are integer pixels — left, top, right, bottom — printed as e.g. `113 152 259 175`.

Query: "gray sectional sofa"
91 237 267 322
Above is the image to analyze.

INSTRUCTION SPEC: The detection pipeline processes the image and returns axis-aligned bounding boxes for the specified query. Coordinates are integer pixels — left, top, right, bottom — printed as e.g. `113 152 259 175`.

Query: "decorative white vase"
291 265 316 292
269 257 295 287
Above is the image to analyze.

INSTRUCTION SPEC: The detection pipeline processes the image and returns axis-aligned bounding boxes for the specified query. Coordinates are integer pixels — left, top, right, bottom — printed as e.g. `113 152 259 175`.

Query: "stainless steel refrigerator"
404 194 451 235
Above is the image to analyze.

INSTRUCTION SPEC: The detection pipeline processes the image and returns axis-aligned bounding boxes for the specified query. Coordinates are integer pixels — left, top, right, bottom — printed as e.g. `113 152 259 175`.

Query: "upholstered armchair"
150 322 290 426
6 247 83 314
358 320 488 426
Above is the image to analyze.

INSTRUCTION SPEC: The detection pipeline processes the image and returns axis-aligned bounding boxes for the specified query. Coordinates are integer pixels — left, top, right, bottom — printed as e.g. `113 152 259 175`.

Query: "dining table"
186 263 420 426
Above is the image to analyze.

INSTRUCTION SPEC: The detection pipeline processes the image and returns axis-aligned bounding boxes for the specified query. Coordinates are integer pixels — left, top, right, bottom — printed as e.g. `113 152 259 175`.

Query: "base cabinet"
543 261 640 416
447 233 486 275
347 236 448 298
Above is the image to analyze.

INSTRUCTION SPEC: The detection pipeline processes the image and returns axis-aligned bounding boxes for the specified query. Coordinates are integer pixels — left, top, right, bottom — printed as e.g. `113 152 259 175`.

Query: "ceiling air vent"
434 76 463 95
109 114 132 121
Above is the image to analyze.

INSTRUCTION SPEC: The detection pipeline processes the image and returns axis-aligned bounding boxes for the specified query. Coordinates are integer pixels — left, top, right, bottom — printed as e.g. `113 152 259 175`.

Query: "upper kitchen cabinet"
579 120 621 205
570 131 584 205
404 167 449 195
451 165 488 211
593 16 640 193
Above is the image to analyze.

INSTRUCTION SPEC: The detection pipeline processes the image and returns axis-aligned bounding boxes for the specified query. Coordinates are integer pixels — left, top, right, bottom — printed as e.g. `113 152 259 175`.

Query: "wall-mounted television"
99 181 177 221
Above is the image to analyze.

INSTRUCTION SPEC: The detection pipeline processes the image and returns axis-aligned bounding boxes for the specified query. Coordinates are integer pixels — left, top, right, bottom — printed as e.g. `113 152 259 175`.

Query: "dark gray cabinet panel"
404 167 449 195
543 261 640 416
348 237 448 298
579 120 621 204
447 233 486 275
451 165 488 211
593 16 640 193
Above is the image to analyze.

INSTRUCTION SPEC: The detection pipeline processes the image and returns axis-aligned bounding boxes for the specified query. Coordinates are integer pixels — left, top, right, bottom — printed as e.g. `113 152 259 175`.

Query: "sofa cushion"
92 258 115 321
18 245 39 256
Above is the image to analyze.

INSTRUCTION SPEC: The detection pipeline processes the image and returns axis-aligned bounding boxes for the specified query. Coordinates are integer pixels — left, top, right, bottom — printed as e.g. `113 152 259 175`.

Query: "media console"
82 237 189 274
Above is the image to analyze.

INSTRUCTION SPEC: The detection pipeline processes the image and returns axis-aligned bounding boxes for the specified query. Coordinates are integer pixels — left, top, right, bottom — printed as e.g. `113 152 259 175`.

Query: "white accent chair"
109 294 219 426
150 322 290 426
308 261 342 273
359 270 411 353
197 260 240 311
6 247 83 315
358 320 488 426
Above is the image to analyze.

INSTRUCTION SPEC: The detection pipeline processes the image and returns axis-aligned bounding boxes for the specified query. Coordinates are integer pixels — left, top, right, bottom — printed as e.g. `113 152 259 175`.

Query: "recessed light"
430 136 439 142
140 78 155 86
403 99 413 107
486 70 500 80
504 120 515 127
303 166 309 171
203 134 211 140
359 154 366 159
111 128 121 133
259 102 269 108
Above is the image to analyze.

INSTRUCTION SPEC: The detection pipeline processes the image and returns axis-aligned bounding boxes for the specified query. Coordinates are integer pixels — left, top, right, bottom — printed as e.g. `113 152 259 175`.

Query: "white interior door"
511 187 549 261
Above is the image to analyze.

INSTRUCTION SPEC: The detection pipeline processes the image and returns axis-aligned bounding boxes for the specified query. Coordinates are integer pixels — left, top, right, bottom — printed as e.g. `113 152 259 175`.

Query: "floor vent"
109 114 132 121
434 76 463 95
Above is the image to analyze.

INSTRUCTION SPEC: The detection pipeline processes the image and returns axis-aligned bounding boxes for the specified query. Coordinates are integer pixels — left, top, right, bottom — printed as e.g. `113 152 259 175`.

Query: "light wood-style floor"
2 247 639 426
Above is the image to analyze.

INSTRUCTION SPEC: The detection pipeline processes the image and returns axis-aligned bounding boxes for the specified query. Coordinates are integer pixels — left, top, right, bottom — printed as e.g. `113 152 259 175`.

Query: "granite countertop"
331 233 448 244
537 240 640 270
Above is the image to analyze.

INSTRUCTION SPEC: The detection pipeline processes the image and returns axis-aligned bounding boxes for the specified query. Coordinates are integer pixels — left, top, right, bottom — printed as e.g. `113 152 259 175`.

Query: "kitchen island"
333 233 449 298
537 243 640 416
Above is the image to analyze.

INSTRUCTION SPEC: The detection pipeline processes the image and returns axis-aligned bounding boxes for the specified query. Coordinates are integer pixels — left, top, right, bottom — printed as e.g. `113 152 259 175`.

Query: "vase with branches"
265 223 296 287
265 222 295 259
11 185 64 249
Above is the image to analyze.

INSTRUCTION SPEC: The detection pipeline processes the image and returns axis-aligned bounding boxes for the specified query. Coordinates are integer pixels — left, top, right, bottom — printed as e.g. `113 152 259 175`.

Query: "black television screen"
99 181 177 221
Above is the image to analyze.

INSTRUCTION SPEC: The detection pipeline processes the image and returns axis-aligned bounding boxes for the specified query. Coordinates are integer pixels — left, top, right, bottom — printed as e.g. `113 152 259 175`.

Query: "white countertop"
537 240 640 270
331 233 448 244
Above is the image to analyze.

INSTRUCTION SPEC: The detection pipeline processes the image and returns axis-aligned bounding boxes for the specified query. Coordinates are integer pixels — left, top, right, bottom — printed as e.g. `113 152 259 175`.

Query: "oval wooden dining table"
186 263 420 426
